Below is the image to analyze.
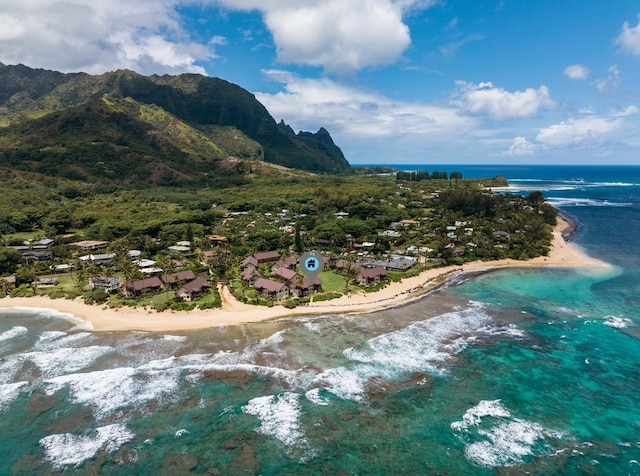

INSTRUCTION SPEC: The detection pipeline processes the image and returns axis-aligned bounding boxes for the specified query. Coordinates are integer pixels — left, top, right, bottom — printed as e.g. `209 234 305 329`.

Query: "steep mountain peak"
0 64 352 176
277 119 296 136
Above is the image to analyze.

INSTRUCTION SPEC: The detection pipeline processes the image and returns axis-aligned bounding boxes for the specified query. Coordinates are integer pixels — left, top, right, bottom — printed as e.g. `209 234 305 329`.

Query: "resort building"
176 277 211 301
358 267 388 286
254 278 289 300
89 277 122 292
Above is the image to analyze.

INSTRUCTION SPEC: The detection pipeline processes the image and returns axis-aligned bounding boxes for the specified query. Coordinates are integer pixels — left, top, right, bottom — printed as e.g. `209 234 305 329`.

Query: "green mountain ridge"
0 64 352 180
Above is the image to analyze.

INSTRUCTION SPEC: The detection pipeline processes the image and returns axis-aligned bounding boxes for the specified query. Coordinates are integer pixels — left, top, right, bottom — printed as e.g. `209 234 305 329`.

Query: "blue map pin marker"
299 251 324 281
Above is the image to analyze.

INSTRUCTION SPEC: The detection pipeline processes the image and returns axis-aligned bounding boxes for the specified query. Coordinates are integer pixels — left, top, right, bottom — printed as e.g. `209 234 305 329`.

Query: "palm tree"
344 258 360 292
115 251 138 283
69 258 88 290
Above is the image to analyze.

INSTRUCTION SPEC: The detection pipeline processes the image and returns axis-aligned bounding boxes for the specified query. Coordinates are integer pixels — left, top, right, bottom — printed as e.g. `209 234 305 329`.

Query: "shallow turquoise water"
1 166 639 474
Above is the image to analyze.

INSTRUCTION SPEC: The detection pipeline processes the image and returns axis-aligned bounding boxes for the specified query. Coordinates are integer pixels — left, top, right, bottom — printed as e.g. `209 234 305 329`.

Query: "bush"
11 284 34 298
312 292 342 302
364 282 386 293
83 288 109 304
154 302 169 312
64 289 83 299
46 289 67 299
171 301 196 312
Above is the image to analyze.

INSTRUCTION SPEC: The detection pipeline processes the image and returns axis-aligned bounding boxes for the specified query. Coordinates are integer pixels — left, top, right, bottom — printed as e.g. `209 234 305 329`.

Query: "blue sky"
1 1 639 165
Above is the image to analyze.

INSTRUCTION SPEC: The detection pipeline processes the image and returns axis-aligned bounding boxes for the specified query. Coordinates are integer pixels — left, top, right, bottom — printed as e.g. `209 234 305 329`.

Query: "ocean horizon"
1 165 639 474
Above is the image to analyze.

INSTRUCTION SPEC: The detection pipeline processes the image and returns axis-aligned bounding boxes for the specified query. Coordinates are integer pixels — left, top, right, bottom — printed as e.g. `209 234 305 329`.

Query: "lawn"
319 270 347 293
137 290 176 308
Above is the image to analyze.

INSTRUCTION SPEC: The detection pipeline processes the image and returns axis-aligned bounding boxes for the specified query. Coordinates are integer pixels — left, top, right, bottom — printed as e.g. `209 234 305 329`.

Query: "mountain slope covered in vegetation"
0 64 352 182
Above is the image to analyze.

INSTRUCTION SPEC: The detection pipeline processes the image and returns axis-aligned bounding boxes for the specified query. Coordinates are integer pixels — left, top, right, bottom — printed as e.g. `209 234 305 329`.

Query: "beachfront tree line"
396 170 463 181
0 169 555 303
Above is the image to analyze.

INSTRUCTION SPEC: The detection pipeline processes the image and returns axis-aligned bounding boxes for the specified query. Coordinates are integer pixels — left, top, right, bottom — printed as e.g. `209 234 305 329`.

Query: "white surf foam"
451 400 564 468
603 316 632 329
35 331 67 343
40 423 134 469
0 381 28 412
44 361 181 420
305 388 330 406
33 331 92 351
0 354 26 384
308 303 527 402
243 392 306 448
464 420 564 468
0 326 28 342
450 399 511 432
343 303 495 375
311 366 376 402
2 306 89 327
247 330 288 358
162 335 187 342
175 352 301 387
23 345 113 377
547 197 632 207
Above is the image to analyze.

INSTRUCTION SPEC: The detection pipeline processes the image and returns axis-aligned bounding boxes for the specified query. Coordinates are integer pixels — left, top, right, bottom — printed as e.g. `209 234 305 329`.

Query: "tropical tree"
0 248 22 275
343 258 360 292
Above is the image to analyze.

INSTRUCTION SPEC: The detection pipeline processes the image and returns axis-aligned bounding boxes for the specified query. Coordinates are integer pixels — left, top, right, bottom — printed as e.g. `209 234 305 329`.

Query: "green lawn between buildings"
318 270 347 293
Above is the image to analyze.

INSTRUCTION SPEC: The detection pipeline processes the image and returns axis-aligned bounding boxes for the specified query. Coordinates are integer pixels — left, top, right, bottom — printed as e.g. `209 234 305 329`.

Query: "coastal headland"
0 216 612 332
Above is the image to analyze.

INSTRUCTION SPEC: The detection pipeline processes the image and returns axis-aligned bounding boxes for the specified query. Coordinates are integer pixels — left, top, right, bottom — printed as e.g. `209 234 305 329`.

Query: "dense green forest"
0 167 556 309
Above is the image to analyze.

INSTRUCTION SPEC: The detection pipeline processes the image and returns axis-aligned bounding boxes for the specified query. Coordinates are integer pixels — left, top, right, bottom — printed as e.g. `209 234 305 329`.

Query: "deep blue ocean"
1 165 639 474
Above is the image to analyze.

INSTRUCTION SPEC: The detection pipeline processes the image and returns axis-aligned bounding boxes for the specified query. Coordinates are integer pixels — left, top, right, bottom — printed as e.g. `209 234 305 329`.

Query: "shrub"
11 285 34 298
364 282 386 293
170 301 196 312
312 292 342 302
83 288 109 304
154 302 169 312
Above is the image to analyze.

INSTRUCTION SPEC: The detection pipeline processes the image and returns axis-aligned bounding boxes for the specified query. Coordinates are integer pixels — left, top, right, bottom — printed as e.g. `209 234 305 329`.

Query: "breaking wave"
546 197 633 207
243 391 316 462
40 423 134 469
451 400 565 468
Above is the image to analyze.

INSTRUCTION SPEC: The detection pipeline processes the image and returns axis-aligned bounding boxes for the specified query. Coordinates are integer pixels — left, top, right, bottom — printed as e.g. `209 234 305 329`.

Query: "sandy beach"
0 216 613 332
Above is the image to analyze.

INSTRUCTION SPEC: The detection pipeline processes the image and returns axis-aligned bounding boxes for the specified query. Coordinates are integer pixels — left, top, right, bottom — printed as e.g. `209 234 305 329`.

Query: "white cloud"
614 105 638 117
254 70 479 160
505 136 537 156
218 0 438 74
0 0 441 76
454 81 556 120
563 64 590 80
535 109 636 147
0 0 215 74
615 16 640 57
594 65 620 93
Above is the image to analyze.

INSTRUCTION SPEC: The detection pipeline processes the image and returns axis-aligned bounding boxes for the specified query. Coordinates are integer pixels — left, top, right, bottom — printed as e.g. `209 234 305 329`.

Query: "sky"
1 1 639 165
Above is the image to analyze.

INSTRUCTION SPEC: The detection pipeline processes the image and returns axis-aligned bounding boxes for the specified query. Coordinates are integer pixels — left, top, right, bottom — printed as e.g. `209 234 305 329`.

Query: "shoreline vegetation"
0 215 613 332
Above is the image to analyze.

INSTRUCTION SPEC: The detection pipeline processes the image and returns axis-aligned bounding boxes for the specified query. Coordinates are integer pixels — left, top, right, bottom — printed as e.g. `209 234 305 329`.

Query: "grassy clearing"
319 270 347 293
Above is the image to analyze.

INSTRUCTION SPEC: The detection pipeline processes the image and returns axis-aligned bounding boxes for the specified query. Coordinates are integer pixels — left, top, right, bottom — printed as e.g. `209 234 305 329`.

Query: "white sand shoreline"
0 217 613 332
